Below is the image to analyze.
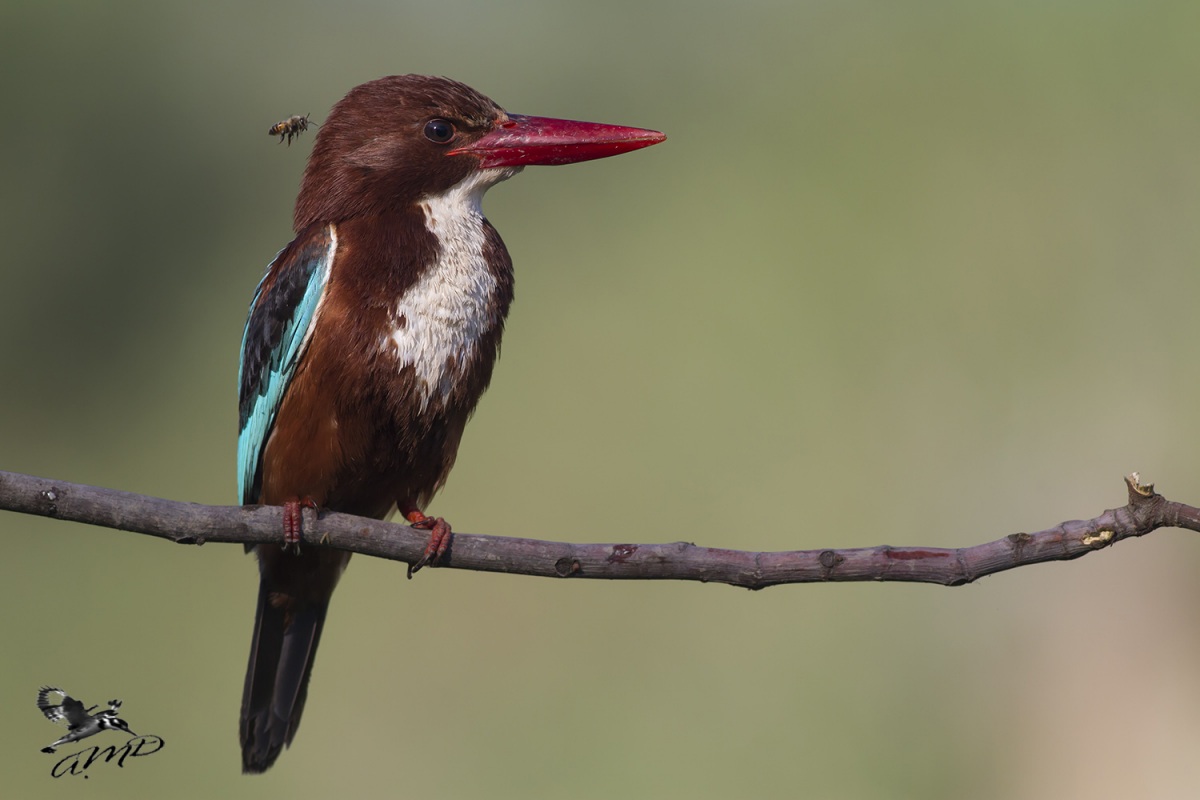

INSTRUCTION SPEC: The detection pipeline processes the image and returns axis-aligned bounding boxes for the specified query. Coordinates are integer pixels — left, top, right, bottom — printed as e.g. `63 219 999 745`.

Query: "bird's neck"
332 169 518 413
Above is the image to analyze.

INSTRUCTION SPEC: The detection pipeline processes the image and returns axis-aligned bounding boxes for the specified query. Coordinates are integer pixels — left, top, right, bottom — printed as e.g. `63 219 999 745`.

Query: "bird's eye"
423 119 456 144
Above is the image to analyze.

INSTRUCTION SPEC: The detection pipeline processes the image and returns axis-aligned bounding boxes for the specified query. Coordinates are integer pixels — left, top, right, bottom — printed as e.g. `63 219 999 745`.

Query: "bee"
268 114 315 145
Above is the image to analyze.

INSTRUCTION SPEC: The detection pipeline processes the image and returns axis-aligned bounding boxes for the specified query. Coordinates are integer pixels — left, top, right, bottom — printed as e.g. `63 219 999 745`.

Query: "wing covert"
238 224 337 504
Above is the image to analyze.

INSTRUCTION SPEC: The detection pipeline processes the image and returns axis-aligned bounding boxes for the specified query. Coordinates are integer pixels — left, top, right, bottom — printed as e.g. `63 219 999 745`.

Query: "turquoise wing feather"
237 225 336 504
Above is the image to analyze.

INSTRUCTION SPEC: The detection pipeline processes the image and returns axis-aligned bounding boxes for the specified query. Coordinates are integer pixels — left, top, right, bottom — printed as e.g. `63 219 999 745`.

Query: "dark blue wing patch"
238 224 336 504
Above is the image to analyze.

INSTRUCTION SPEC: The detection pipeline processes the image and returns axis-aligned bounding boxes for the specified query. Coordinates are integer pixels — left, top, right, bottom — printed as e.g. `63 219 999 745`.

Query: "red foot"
282 497 319 551
403 508 452 578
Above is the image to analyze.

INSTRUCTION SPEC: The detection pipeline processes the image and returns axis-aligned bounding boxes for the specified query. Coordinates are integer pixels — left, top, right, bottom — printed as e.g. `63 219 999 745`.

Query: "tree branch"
1 469 1193 589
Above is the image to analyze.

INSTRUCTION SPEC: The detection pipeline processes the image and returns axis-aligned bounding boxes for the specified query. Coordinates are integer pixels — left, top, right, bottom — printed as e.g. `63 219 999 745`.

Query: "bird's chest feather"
381 193 503 409
318 173 515 423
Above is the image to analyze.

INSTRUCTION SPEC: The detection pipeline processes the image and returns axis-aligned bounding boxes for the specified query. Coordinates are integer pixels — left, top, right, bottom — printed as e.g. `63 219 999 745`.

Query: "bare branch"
1 470 1194 589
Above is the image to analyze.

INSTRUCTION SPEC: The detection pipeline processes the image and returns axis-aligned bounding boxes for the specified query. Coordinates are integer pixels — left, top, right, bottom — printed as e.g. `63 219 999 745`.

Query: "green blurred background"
4 1 1200 797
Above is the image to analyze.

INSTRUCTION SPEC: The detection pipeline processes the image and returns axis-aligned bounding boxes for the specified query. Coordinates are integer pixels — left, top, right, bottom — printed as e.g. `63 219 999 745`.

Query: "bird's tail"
240 548 342 774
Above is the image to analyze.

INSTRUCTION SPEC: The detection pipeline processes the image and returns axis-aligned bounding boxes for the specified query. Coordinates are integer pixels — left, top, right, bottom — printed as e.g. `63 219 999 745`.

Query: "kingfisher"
238 75 664 773
37 687 136 753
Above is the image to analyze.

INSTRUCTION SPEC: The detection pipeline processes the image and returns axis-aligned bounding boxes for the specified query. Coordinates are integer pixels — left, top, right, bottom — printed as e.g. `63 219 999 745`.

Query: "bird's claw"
406 514 452 578
282 497 319 552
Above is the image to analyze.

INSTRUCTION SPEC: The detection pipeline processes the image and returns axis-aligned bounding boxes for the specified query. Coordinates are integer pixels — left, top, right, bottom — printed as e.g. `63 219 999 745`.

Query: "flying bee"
268 114 315 145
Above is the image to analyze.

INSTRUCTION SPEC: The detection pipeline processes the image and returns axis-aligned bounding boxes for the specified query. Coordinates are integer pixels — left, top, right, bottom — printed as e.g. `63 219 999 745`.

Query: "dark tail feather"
240 578 328 774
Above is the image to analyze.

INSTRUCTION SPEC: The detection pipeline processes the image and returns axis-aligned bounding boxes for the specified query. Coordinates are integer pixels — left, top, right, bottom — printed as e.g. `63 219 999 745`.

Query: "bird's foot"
282 497 319 552
404 510 452 578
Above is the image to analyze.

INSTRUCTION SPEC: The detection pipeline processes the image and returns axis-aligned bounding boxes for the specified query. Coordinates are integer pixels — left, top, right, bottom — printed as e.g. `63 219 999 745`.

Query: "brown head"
293 74 665 231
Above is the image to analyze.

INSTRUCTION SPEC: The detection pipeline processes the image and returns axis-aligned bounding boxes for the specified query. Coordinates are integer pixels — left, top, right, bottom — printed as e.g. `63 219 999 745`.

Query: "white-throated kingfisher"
237 75 664 773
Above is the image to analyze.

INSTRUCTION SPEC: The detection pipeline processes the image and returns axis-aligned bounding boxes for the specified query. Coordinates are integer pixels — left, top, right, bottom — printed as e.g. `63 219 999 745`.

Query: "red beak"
451 114 666 168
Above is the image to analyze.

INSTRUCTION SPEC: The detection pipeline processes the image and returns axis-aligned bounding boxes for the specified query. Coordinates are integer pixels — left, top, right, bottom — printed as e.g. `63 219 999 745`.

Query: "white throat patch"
383 167 518 408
